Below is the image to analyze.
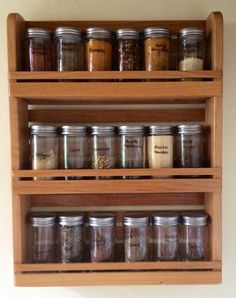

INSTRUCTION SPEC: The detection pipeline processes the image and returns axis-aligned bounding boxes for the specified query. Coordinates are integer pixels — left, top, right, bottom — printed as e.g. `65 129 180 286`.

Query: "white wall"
0 0 236 297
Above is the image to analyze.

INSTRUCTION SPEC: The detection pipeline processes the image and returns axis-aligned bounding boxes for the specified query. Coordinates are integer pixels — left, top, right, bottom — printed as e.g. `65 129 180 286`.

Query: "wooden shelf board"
14 271 221 286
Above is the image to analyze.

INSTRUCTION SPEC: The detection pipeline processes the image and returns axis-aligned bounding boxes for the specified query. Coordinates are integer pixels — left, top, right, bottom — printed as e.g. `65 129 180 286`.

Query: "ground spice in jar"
179 57 203 71
85 28 112 71
144 27 170 71
115 29 141 71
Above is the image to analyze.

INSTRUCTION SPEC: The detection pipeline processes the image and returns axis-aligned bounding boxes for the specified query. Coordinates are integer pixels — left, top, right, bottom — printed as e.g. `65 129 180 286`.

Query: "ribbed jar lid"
27 28 51 39
144 27 170 39
58 213 84 226
153 212 179 226
60 125 87 135
148 125 173 136
182 212 208 226
176 124 203 135
55 27 81 39
89 213 115 227
115 28 140 39
118 125 145 135
179 27 204 37
90 126 115 136
124 213 149 227
86 27 112 39
30 125 58 135
30 213 56 226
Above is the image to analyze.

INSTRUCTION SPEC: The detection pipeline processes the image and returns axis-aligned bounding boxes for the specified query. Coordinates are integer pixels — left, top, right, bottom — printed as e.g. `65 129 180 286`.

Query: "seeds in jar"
179 57 203 71
91 155 115 169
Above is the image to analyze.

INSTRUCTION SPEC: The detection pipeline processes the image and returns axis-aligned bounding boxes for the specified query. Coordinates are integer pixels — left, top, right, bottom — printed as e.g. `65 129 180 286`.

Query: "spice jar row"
29 211 209 263
30 124 208 173
25 26 205 72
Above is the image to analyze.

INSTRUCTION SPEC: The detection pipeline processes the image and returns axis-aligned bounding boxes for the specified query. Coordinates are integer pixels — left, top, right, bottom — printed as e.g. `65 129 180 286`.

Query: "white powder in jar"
179 57 203 71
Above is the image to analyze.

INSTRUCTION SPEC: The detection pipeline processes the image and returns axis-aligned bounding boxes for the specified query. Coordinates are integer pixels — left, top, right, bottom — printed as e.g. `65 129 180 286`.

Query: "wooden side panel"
9 98 29 170
7 13 25 71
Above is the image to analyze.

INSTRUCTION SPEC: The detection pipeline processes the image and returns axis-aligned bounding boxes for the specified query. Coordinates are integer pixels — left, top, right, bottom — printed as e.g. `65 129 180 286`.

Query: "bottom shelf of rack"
14 261 222 286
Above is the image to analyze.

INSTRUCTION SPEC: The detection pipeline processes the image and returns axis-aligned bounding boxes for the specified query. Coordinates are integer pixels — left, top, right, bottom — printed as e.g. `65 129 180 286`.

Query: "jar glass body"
153 224 178 260
85 37 112 71
181 224 208 260
148 135 173 168
124 225 149 262
89 225 115 262
144 36 170 71
178 32 205 71
115 38 141 71
58 224 84 263
30 222 56 263
174 132 204 168
56 34 83 71
31 133 59 171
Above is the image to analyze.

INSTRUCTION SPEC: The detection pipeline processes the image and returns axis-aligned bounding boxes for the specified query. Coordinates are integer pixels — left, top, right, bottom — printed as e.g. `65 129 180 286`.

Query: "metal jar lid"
85 27 112 40
144 27 170 39
179 27 204 38
60 125 87 136
182 212 208 227
89 213 115 227
153 212 179 226
148 125 173 136
30 213 56 226
124 213 149 227
55 27 82 39
115 28 140 40
90 126 115 136
118 125 145 135
58 213 84 226
176 124 203 135
30 125 58 135
27 28 51 39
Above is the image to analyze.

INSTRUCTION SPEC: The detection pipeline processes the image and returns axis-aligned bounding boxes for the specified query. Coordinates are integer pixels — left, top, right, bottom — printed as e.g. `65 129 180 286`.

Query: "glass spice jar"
153 212 179 261
30 125 59 175
55 27 83 71
85 27 112 71
174 124 205 168
147 125 173 168
58 213 84 263
118 126 146 178
144 27 170 71
29 213 57 263
178 28 205 71
124 213 149 262
89 213 115 262
181 212 209 261
114 28 141 71
60 126 88 178
25 28 52 71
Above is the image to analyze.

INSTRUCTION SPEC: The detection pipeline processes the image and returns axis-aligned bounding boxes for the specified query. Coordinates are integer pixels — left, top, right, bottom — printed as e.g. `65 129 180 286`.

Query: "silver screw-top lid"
86 27 112 40
148 125 173 136
144 27 170 39
90 126 115 136
179 27 204 38
124 213 149 227
89 213 115 227
153 212 179 226
182 212 209 227
30 125 58 135
58 213 84 226
118 125 145 135
176 124 203 135
55 27 82 39
60 125 87 136
30 213 56 226
115 28 140 39
27 28 51 39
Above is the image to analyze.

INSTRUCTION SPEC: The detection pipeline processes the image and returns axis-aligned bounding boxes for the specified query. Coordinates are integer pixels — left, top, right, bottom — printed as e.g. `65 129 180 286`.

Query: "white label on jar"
148 136 173 168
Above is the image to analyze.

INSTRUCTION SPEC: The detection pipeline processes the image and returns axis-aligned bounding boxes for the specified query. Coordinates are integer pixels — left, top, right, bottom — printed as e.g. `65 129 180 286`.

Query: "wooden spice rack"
8 12 223 286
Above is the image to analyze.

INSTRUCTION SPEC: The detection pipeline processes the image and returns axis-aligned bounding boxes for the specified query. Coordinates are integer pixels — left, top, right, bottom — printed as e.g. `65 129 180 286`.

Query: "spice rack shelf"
8 11 223 286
